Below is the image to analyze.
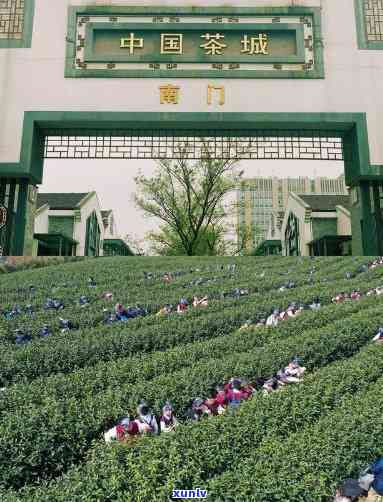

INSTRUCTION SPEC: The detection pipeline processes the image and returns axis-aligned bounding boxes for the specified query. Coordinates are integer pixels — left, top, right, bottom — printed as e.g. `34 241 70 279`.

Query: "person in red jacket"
241 379 256 400
186 398 211 421
104 417 138 443
115 418 139 441
215 384 228 406
350 289 361 300
224 377 241 393
127 421 139 436
204 397 219 416
226 379 245 411
214 384 228 414
177 298 188 314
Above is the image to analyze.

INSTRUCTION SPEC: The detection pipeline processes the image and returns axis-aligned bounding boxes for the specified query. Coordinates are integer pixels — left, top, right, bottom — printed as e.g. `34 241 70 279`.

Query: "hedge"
1 263 382 387
206 373 383 501
0 255 349 341
1 292 382 420
6 338 383 500
0 303 381 490
0 256 381 498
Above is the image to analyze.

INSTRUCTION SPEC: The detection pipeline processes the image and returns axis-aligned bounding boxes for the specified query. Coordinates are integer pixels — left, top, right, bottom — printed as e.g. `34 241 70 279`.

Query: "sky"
41 158 345 248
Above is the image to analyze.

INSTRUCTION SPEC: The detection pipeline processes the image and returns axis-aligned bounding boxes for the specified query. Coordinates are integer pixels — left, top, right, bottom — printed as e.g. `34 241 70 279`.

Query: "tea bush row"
0 304 381 489
1 265 382 386
6 332 383 500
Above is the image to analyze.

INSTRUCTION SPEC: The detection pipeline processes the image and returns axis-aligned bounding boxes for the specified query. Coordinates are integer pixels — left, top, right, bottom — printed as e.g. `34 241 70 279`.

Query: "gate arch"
1 111 382 255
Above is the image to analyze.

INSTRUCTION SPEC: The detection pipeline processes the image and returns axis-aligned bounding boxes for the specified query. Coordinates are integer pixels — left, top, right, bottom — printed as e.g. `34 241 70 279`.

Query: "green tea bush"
1 263 381 386
0 256 381 499
1 293 378 418
206 374 383 501
7 342 383 501
0 304 381 489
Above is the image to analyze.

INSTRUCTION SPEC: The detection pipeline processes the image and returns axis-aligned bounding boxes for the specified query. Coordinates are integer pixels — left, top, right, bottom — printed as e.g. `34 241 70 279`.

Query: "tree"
123 233 146 256
146 220 227 256
134 140 245 256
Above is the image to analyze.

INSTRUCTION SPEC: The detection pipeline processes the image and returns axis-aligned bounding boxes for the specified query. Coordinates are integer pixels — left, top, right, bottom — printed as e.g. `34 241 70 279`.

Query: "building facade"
101 210 133 256
238 175 347 251
0 0 383 255
34 192 104 256
281 193 352 256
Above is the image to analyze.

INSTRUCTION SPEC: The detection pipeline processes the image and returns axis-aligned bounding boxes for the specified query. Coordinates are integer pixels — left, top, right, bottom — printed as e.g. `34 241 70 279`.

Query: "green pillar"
359 182 377 255
13 180 28 256
372 183 383 254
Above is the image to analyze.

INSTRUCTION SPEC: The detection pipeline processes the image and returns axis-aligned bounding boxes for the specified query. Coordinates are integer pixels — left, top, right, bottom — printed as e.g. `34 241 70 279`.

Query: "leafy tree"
123 233 146 256
134 140 245 256
146 220 227 256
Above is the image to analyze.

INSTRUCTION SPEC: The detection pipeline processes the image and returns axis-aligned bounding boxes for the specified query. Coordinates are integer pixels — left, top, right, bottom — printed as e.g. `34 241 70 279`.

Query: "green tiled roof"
37 193 90 210
298 194 350 212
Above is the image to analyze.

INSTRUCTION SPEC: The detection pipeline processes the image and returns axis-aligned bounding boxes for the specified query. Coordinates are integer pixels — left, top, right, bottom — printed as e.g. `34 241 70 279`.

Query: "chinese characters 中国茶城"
120 33 269 55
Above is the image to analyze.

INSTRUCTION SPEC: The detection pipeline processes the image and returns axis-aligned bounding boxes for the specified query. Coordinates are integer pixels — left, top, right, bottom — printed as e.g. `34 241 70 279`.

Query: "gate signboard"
66 7 324 79
0 205 7 230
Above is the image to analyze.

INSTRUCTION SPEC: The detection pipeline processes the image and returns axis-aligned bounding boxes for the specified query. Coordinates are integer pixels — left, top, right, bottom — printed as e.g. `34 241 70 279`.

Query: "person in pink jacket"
215 384 228 409
226 379 246 410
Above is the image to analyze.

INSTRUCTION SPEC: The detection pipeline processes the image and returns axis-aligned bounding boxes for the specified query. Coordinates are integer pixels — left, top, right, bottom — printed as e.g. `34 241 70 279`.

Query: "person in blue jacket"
115 303 129 321
79 296 90 307
4 305 22 320
25 304 34 316
44 298 64 310
59 318 79 333
39 325 52 338
361 457 383 498
88 276 97 288
14 328 32 345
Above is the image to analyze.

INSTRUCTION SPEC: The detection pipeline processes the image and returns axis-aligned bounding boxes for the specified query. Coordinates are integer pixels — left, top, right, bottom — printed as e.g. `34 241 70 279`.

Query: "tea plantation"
0 256 383 501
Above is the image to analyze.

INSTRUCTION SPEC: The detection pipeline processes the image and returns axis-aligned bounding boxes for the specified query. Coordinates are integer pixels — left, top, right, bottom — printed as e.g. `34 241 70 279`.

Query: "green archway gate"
0 111 382 256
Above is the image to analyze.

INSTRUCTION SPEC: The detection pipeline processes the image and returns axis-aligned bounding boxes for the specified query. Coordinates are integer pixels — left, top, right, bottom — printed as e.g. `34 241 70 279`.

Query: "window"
355 0 383 49
0 0 35 48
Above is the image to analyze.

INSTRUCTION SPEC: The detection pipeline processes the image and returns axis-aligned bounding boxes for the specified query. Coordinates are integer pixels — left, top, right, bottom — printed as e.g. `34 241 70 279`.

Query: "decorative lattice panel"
363 0 383 41
0 0 24 39
44 131 344 161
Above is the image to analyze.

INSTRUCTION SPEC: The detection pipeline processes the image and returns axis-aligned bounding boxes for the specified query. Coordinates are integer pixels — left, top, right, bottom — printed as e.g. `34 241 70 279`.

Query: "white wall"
34 205 49 233
34 195 105 255
73 193 105 256
103 212 119 239
336 206 352 236
0 0 383 168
